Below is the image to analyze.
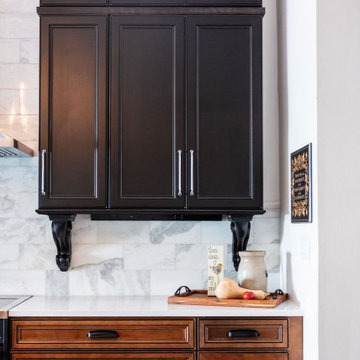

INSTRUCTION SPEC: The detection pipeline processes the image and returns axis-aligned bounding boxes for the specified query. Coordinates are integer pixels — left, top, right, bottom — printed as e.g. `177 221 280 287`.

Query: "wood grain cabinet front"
11 353 195 360
110 15 185 209
40 0 108 5
39 15 107 209
110 0 262 5
10 317 302 360
199 319 288 349
11 319 195 350
199 353 288 360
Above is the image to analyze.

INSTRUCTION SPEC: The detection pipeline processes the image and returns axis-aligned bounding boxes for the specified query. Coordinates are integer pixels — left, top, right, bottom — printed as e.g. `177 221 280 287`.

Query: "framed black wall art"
291 144 312 223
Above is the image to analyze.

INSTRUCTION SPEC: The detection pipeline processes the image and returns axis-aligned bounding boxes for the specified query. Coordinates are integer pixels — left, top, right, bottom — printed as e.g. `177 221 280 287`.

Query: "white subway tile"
19 243 57 270
0 270 45 295
0 89 19 114
175 244 207 270
0 15 38 39
267 270 280 293
0 244 19 270
149 221 202 244
72 244 124 268
98 221 151 243
0 64 38 89
69 267 150 296
72 215 98 244
18 191 38 218
20 39 39 64
0 218 47 244
150 270 203 295
21 89 38 115
124 244 175 270
46 271 69 296
0 115 38 141
0 0 39 14
0 39 20 63
246 242 280 271
0 193 20 218
252 217 280 244
201 221 232 244
0 165 37 195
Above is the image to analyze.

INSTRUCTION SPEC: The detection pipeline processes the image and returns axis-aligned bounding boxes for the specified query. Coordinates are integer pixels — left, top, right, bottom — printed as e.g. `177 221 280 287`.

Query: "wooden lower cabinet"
11 319 194 350
200 353 288 360
10 317 302 360
11 354 194 360
199 319 288 349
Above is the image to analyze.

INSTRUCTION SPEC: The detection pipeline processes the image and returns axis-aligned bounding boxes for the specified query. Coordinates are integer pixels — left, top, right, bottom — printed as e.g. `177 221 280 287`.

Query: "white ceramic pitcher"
237 251 267 292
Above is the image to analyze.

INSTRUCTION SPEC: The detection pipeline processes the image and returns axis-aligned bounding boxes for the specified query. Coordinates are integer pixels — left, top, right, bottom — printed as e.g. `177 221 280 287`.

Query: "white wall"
277 1 318 359
0 0 281 296
317 1 360 359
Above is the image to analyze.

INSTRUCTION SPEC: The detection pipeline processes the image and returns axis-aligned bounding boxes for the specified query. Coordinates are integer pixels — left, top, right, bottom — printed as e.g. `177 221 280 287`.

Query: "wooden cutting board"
168 290 288 308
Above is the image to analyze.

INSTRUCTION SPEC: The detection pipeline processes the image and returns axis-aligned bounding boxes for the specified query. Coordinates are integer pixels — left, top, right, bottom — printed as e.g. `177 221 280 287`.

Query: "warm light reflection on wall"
20 82 26 115
21 116 28 126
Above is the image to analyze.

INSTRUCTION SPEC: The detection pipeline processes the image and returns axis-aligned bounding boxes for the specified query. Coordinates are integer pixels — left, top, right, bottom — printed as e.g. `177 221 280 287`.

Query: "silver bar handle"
41 149 46 196
190 149 194 196
177 149 182 197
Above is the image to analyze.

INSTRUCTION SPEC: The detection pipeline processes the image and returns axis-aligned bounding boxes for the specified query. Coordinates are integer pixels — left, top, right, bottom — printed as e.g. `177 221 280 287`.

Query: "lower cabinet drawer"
199 319 288 349
11 319 195 350
11 354 195 360
200 352 288 360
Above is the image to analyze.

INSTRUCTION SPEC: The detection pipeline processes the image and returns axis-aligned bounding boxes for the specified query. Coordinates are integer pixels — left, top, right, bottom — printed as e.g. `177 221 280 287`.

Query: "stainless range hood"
0 131 33 157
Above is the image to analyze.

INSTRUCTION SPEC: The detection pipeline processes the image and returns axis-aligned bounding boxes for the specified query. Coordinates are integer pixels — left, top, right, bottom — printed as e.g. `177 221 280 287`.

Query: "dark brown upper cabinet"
40 0 108 5
187 15 263 209
39 16 107 209
37 9 264 214
40 0 262 5
187 0 261 5
37 4 265 271
110 0 184 5
110 16 185 209
109 0 261 5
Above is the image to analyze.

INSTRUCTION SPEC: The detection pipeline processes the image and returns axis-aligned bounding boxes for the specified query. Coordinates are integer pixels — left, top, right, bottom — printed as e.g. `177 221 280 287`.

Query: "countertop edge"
8 296 303 318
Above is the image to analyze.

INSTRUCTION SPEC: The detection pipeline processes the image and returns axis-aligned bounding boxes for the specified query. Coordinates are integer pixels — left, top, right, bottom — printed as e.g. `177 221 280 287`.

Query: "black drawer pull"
227 329 259 338
87 330 119 339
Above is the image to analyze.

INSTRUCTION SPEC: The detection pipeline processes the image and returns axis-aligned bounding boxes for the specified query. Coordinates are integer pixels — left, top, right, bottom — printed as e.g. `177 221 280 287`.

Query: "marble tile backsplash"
0 161 280 296
0 0 280 296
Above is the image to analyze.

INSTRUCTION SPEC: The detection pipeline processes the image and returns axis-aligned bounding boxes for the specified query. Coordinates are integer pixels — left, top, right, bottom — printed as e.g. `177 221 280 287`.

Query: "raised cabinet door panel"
199 353 288 360
11 319 194 350
12 354 195 360
187 0 262 6
199 319 288 349
39 16 107 209
187 16 263 209
110 16 185 208
110 0 184 5
40 0 108 5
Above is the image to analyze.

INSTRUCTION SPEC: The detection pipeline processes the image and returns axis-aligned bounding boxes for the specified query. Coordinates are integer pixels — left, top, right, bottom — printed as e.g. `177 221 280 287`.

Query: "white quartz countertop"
9 296 303 317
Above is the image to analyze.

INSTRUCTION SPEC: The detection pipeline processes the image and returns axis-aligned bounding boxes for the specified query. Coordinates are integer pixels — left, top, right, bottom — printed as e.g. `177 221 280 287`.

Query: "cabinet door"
39 16 107 209
11 354 195 360
187 16 263 209
11 319 194 350
110 0 183 5
187 0 262 6
40 0 108 5
199 353 287 360
110 16 185 208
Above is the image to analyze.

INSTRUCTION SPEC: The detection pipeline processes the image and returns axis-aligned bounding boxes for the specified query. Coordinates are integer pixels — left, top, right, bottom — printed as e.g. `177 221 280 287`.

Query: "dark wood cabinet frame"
37 5 265 272
40 1 262 6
